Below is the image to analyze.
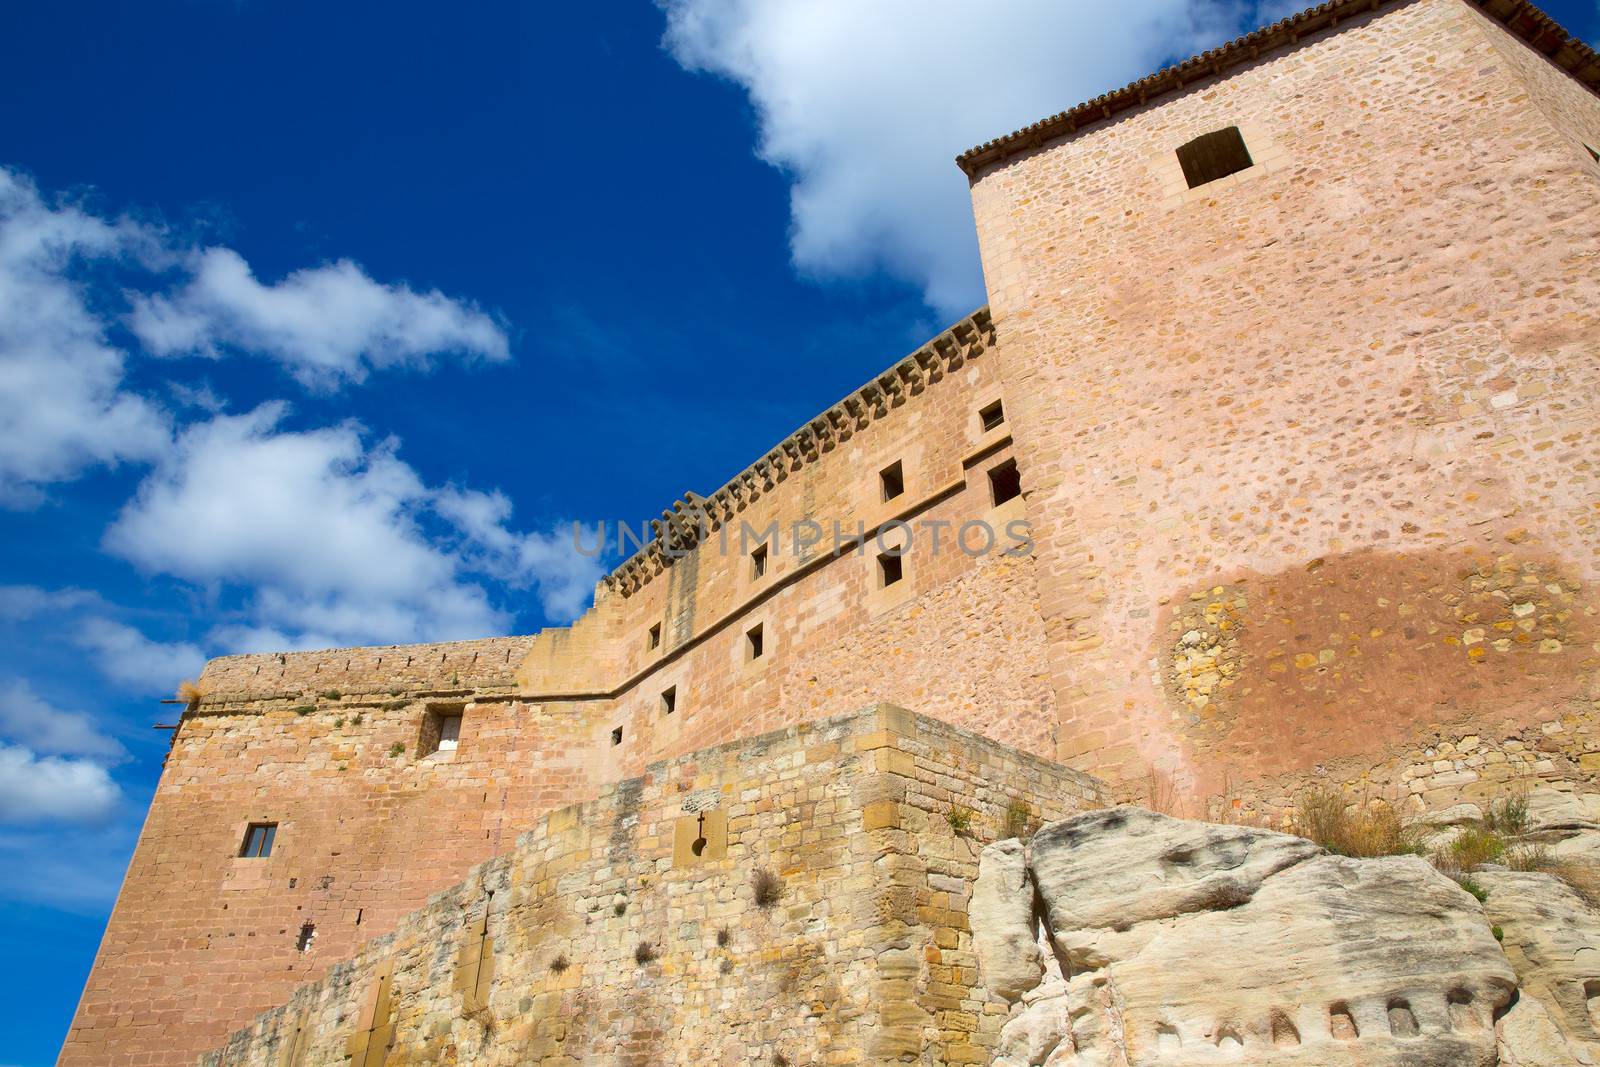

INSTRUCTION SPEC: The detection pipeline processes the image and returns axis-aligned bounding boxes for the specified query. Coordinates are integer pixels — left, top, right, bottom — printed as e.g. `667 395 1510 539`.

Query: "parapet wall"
201 705 1104 1067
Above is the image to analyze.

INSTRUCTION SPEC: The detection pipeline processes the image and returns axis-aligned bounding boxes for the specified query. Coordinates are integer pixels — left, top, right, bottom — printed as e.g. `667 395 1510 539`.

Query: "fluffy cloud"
0 168 169 505
0 745 121 824
105 404 605 651
0 677 127 762
0 163 513 507
658 0 1246 316
74 619 206 695
129 248 510 389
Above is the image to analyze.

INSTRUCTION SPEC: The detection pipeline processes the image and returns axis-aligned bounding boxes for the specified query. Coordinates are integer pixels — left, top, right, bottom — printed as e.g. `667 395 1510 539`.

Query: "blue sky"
3 0 1596 1060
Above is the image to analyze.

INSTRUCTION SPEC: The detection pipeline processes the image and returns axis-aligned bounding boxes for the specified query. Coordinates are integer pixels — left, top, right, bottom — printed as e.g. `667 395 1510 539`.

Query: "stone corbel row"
601 306 995 597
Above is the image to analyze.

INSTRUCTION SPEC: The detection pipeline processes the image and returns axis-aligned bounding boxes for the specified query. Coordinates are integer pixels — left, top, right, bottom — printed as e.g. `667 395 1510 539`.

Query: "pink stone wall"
970 0 1600 795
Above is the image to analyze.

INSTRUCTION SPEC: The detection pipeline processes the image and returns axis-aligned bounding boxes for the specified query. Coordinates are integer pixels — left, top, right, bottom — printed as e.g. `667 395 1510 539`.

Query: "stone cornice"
956 0 1600 178
600 306 996 598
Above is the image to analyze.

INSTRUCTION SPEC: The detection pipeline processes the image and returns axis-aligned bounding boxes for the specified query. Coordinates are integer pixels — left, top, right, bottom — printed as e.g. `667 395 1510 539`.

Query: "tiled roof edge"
955 0 1600 178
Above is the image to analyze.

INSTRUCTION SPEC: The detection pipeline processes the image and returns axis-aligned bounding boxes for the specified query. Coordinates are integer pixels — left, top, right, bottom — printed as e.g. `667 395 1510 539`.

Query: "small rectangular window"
746 623 764 661
979 400 1005 432
648 623 661 650
751 543 768 579
239 822 277 858
989 458 1022 506
877 551 904 588
436 713 462 752
1176 127 1253 189
660 686 676 715
880 461 905 502
611 725 623 746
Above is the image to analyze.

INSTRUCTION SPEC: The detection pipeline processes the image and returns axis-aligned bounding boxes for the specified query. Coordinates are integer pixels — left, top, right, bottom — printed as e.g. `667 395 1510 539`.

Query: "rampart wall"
198 706 1103 1067
63 313 1059 1066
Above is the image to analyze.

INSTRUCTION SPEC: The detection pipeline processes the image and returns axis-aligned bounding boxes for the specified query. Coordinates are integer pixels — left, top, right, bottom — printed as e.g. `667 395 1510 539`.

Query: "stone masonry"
62 1 1600 1063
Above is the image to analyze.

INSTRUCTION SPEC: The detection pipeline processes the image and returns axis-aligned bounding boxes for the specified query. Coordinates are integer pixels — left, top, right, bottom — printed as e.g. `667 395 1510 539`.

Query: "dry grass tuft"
946 806 974 836
1146 767 1183 817
634 941 657 965
1484 790 1529 836
752 868 784 909
1293 787 1423 858
176 680 205 708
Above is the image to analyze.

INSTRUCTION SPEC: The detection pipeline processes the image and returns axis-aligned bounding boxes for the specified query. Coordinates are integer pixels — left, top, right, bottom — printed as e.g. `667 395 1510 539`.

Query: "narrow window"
989 458 1022 505
750 543 768 579
1176 127 1253 189
979 400 1005 432
880 461 905 502
611 725 623 746
420 704 464 756
1587 143 1600 163
660 686 677 715
239 822 277 858
746 623 764 661
647 623 661 650
436 712 462 752
877 551 904 588
296 921 316 953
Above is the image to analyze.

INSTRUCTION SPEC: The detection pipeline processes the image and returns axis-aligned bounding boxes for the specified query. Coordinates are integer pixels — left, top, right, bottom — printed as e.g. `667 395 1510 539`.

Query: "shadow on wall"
1158 545 1595 783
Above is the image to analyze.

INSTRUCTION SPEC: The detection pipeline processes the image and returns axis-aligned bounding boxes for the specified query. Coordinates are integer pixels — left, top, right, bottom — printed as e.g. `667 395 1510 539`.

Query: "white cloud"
658 0 1245 316
0 677 127 762
0 744 121 824
129 248 511 389
434 487 608 620
75 618 206 695
0 168 169 505
0 584 101 621
105 404 604 652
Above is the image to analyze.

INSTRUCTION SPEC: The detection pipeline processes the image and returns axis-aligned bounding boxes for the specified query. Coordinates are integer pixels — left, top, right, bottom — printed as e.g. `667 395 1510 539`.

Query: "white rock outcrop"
981 806 1520 1066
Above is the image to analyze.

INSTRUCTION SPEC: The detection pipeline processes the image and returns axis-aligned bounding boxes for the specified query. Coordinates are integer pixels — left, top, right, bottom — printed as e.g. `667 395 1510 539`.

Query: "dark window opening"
746 623 764 661
419 704 464 756
751 543 768 579
648 623 661 650
880 461 905 502
611 725 623 746
877 551 904 588
239 822 277 858
989 459 1022 506
296 922 316 953
1176 127 1253 189
979 400 1005 432
1586 143 1599 163
660 686 677 715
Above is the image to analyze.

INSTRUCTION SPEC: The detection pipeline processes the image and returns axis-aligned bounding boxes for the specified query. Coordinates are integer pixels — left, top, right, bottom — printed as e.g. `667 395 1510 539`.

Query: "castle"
62 1 1600 1063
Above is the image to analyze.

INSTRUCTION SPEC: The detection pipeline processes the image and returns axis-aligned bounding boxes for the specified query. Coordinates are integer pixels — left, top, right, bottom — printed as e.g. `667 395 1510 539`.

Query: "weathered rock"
1106 854 1515 1065
1496 991 1596 1066
1028 806 1319 938
1479 868 1600 1060
988 808 1521 1065
974 838 1045 1003
1525 788 1600 834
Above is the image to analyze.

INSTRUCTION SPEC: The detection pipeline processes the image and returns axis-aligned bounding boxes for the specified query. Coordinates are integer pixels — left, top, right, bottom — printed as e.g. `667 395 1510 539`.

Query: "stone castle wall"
968 0 1600 799
63 1 1600 1063
197 706 1103 1067
64 313 1059 1066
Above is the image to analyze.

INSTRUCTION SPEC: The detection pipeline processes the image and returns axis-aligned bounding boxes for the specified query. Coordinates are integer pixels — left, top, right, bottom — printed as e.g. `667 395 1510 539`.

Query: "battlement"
601 306 995 599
